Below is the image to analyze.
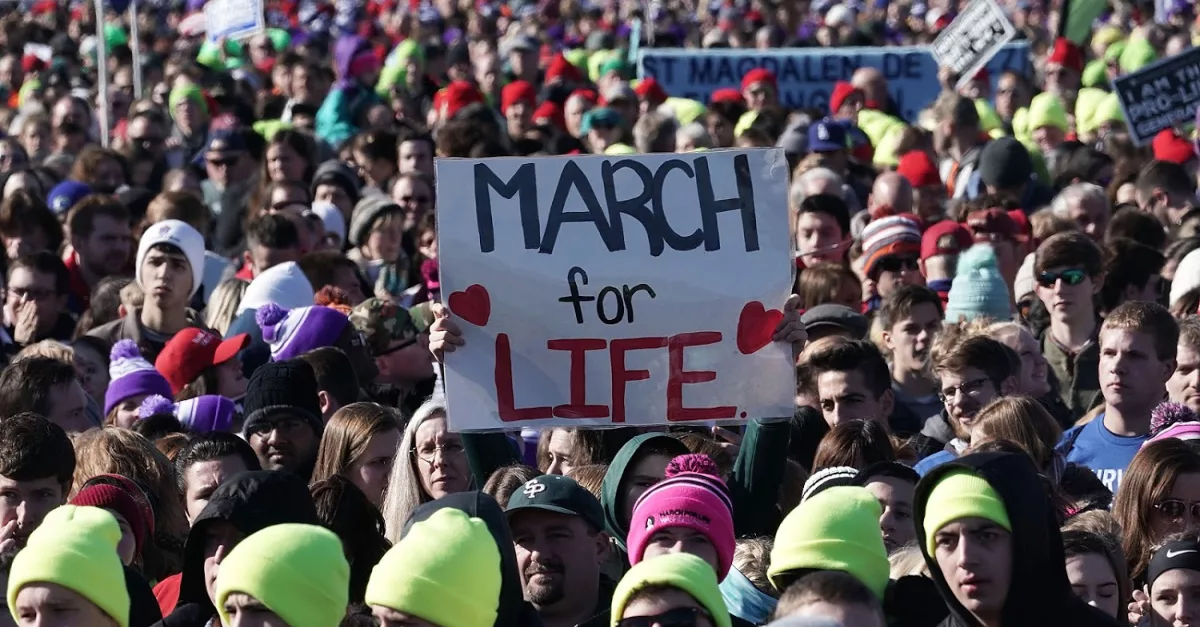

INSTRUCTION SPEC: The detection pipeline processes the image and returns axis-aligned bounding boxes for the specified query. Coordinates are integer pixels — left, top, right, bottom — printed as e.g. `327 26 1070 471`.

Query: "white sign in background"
436 150 795 432
930 0 1017 91
204 0 265 42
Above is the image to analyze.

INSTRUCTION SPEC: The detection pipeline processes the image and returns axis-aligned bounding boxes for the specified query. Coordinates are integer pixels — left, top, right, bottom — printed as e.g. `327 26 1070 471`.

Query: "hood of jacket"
402 491 542 627
914 452 1113 627
334 36 369 85
599 433 689 550
176 471 319 614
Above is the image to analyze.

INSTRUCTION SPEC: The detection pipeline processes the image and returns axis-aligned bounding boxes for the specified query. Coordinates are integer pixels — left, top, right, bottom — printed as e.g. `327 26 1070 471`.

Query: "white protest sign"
436 150 795 432
930 0 1017 91
204 0 264 42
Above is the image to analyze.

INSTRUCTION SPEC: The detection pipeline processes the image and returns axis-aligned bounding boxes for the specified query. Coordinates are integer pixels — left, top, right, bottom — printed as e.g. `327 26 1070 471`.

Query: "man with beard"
65 195 132 313
914 334 1019 473
241 359 323 480
506 475 613 627
0 413 75 551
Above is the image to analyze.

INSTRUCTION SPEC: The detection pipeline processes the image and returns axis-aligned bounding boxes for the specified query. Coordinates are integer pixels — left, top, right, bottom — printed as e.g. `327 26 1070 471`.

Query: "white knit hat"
1171 249 1200 308
136 219 205 298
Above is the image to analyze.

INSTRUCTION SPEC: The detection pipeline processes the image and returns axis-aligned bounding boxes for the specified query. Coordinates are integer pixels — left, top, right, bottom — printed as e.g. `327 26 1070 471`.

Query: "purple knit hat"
105 340 173 415
1147 402 1200 445
256 302 350 362
176 395 237 433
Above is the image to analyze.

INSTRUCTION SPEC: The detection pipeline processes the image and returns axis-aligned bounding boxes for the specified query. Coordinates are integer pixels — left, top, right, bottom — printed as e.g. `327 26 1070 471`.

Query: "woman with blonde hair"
203 278 249 336
379 396 470 542
1113 438 1200 585
71 426 189 581
970 396 1063 473
311 403 401 508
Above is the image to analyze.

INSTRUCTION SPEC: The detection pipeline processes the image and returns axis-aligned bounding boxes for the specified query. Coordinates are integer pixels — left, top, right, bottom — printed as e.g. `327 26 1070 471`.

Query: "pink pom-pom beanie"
626 454 736 581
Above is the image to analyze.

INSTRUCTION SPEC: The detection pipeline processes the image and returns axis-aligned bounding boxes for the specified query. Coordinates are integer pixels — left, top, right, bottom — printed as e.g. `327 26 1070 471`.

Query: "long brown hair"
812 420 895 471
312 403 401 485
1113 439 1200 583
972 396 1063 471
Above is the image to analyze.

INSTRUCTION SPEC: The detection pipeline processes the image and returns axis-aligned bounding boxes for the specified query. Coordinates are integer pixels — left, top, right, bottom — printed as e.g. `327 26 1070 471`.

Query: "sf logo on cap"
523 479 546 498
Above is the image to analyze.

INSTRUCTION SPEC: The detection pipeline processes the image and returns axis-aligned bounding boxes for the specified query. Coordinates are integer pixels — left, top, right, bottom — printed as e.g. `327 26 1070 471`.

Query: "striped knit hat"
860 215 922 278
626 454 736 580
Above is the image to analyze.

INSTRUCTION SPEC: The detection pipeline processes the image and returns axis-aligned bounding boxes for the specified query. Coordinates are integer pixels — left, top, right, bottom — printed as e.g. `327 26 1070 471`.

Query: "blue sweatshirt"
1058 414 1147 493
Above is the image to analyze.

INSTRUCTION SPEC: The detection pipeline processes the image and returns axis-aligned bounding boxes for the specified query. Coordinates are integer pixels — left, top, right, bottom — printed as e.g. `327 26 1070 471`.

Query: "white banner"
930 0 1017 91
436 150 796 432
203 0 264 42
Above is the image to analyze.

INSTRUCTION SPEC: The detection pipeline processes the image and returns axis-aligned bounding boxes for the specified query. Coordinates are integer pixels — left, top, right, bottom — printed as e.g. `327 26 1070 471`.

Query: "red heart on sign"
736 302 783 355
449 284 491 327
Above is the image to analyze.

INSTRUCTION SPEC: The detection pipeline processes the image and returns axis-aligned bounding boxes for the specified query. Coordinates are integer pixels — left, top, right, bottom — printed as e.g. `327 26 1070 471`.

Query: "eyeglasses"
247 416 308 437
938 377 993 403
8 286 55 301
413 441 465 463
378 335 420 357
1036 268 1088 288
1154 499 1200 522
617 607 712 627
876 255 920 274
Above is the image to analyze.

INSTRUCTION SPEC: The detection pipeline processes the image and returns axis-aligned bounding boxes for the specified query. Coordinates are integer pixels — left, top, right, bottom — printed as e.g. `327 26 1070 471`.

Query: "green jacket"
1042 334 1103 422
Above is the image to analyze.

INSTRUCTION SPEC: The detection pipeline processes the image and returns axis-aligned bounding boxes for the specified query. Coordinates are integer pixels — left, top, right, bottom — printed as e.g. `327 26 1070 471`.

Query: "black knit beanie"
241 360 323 437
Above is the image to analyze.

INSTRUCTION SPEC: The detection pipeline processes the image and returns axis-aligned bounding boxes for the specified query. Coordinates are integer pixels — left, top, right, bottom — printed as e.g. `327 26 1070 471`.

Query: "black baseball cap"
505 475 605 531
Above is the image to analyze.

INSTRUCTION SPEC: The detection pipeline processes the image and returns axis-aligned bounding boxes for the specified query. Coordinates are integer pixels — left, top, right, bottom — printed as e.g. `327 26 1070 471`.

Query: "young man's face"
865 476 916 554
397 140 434 177
816 368 893 428
1168 341 1200 414
76 216 132 279
1035 266 1096 323
140 247 192 311
875 255 925 298
620 453 673 525
1099 328 1175 415
619 587 716 627
314 184 353 220
938 367 1008 439
883 303 941 371
0 474 65 547
45 381 90 434
13 583 114 627
794 212 846 264
933 517 1013 625
509 510 606 610
182 456 250 525
246 413 319 475
5 267 67 334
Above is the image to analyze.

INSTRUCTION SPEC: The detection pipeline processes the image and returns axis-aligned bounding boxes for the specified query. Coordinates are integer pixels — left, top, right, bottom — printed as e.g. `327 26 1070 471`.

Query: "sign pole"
129 0 142 98
94 0 110 147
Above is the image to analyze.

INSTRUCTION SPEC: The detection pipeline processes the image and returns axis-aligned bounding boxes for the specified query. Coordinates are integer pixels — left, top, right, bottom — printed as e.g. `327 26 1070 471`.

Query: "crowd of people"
0 0 1194 626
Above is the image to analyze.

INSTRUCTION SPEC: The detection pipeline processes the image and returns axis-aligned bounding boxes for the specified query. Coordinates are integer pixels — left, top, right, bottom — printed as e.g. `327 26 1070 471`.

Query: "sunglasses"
1036 268 1087 288
1155 499 1200 521
617 608 710 627
207 157 237 168
876 255 920 274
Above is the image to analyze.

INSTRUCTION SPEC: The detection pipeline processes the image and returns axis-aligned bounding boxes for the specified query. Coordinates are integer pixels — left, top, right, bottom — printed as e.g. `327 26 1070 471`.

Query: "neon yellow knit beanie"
7 505 129 627
215 524 349 627
768 486 889 599
611 553 731 627
1027 92 1069 133
922 469 1012 555
365 508 501 627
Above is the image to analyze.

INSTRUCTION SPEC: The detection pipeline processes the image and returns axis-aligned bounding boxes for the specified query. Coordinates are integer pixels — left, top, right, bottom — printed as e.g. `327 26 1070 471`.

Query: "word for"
559 267 656 325
494 333 739 424
472 154 759 257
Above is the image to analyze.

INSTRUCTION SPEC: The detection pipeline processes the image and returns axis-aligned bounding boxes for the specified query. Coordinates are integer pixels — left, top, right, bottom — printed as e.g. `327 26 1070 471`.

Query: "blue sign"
637 43 1031 122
